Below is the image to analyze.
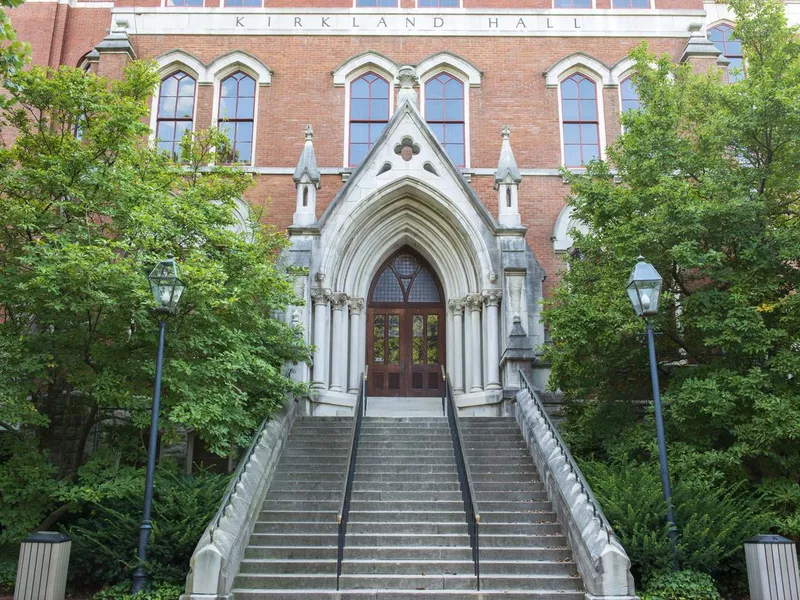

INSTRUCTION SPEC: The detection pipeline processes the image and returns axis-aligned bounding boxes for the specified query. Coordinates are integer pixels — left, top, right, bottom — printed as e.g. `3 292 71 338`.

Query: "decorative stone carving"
397 65 419 106
330 292 349 309
488 271 498 284
348 297 364 314
482 289 503 306
448 298 464 315
310 288 331 305
465 293 483 312
314 271 325 283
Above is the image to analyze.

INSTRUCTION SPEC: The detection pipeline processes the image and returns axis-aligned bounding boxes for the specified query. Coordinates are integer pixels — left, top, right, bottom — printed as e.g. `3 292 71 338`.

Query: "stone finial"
95 23 136 60
397 65 419 108
495 125 522 189
293 124 321 189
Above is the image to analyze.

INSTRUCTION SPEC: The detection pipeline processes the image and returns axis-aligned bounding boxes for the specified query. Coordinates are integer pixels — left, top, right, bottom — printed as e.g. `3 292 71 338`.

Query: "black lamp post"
627 256 679 570
131 255 185 594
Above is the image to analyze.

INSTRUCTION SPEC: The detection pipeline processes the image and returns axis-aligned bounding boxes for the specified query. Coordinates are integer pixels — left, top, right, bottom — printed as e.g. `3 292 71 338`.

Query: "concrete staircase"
234 417 351 597
232 415 584 599
461 417 583 598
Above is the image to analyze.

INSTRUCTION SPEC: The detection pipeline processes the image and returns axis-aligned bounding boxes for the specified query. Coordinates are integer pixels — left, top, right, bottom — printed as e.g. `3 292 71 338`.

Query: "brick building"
10 0 742 415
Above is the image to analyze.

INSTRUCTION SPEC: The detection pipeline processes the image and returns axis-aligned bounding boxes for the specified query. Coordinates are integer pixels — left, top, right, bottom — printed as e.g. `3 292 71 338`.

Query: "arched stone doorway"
367 248 445 397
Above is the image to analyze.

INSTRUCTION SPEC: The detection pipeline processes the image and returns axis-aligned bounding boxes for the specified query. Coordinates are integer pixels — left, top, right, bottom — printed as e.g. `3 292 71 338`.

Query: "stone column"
329 293 349 393
348 298 364 393
483 289 503 390
465 293 484 393
448 299 465 394
310 289 331 389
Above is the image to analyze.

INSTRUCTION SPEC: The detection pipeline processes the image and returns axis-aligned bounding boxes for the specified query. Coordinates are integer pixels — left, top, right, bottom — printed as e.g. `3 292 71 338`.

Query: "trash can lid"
745 534 793 544
23 531 71 544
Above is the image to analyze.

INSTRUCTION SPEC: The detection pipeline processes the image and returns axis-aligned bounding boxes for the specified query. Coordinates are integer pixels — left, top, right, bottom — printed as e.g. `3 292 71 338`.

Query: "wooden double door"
366 249 445 397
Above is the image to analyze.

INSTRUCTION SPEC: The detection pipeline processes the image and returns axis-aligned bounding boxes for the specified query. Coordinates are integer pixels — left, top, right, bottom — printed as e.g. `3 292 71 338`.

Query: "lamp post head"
147 254 185 315
627 256 662 317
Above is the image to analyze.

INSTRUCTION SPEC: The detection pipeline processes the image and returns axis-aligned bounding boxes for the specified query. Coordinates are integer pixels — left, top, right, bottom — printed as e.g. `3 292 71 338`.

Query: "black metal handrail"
518 370 613 542
442 370 481 590
336 368 367 590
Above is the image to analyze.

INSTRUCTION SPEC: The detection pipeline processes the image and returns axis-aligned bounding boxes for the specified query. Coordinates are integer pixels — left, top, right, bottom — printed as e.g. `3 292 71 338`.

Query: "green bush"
581 460 768 585
93 581 183 600
641 570 721 600
0 558 16 594
66 468 229 588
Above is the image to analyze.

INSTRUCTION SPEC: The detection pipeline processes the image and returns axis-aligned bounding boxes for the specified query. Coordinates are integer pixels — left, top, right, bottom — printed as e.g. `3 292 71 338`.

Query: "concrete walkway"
364 396 445 417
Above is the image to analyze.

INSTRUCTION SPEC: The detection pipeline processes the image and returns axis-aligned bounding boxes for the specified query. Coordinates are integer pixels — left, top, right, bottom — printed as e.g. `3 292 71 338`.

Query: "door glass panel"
427 314 439 363
373 315 385 363
412 315 424 364
388 315 400 363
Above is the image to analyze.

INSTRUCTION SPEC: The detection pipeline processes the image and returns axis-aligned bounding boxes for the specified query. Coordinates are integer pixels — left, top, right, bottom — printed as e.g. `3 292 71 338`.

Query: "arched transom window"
620 76 640 113
218 71 256 164
561 73 600 167
157 71 196 160
349 72 390 167
419 0 459 6
709 24 744 82
425 73 465 167
371 253 441 304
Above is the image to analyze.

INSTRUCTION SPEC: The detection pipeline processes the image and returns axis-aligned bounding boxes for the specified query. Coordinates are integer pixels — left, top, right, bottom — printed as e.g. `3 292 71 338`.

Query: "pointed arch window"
349 72 390 167
419 0 459 6
370 253 441 305
561 73 600 167
218 71 256 164
425 72 465 167
709 24 744 82
157 71 196 161
166 0 203 6
612 0 650 7
356 0 397 6
620 76 640 113
225 0 261 5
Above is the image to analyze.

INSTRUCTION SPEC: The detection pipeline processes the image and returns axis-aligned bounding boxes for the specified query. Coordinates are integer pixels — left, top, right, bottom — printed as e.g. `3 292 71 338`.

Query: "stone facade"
8 0 755 414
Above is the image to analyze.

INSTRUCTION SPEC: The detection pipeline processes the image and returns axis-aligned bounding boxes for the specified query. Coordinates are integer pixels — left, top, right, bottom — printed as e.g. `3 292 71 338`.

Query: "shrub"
0 559 16 594
581 460 768 585
641 569 721 600
66 468 229 588
93 581 183 600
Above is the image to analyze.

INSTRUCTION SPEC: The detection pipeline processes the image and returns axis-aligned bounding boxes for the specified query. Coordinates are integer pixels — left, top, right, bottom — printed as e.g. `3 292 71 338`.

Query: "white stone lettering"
406 17 415 28
516 18 526 28
488 17 498 28
295 16 302 27
434 17 444 27
235 16 244 27
321 16 330 27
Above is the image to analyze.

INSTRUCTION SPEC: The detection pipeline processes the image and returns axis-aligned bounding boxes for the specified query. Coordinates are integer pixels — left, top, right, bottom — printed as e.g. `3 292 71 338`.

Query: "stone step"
231 590 584 600
351 491 462 502
473 491 549 502
357 449 456 458
279 457 349 466
479 523 563 535
269 481 344 491
239 559 337 574
260 511 338 522
360 442 454 449
344 534 469 547
349 511 465 524
479 501 553 512
475 511 557 524
253 522 339 534
350 501 465 512
268 491 342 502
262 500 341 511
357 456 456 465
244 546 337 560
346 522 467 535
247 533 338 546
351 482 461 492
473 481 543 492
340 560 474 575
355 464 457 474
354 473 459 484
479 535 568 548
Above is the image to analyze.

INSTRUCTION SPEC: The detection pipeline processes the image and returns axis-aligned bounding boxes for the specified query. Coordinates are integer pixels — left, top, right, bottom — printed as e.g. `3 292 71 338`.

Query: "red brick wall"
7 2 692 295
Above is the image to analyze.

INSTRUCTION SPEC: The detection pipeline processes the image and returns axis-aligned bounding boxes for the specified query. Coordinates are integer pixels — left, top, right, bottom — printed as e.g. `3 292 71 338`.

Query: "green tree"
543 0 799 550
0 61 309 544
